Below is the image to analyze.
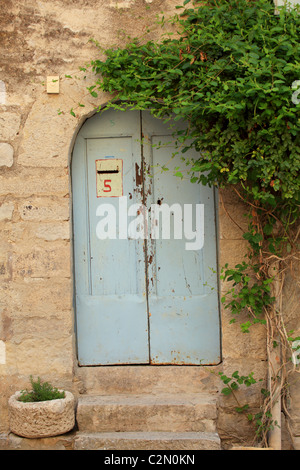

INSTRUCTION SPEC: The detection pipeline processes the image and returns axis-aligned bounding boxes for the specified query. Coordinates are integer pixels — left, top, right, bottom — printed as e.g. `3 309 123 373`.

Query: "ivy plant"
18 376 65 403
88 0 300 222
82 0 299 327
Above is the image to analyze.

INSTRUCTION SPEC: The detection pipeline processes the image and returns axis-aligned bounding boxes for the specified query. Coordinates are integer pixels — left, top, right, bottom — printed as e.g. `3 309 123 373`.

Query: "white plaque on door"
96 158 123 197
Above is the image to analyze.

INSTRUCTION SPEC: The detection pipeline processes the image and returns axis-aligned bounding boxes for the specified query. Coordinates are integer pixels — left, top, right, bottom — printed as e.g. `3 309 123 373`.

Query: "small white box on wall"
47 76 60 94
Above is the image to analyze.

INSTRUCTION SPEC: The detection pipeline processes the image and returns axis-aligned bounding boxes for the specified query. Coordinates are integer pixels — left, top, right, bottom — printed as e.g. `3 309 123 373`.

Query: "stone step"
76 393 218 433
76 365 220 396
74 431 221 450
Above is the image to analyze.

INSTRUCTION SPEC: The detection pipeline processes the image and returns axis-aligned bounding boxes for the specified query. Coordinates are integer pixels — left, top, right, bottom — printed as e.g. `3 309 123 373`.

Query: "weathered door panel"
72 110 149 365
76 294 149 365
87 137 144 297
142 114 220 365
148 296 220 365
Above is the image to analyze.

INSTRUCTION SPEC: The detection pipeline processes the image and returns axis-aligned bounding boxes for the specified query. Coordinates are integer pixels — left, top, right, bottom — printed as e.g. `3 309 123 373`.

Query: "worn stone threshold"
0 430 221 451
75 431 221 450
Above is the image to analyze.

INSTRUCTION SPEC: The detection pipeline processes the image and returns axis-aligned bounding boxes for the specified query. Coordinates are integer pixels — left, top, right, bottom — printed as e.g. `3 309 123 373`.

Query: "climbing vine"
70 0 300 447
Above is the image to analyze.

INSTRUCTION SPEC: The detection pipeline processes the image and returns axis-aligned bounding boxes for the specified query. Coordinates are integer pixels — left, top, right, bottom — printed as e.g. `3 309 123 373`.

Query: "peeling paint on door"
72 109 221 366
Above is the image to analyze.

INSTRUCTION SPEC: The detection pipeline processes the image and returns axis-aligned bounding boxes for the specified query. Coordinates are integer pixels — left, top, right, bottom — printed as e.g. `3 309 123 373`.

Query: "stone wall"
0 0 298 449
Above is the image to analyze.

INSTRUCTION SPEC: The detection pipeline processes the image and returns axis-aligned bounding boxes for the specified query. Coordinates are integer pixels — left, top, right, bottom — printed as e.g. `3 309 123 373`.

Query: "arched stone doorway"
71 108 221 366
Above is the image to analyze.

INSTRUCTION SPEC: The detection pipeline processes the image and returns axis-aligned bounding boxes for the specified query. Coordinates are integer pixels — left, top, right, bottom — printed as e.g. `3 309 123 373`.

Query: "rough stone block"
219 239 250 268
35 222 70 241
18 102 72 168
219 202 249 240
218 358 267 408
292 436 300 450
0 112 21 140
221 313 267 360
18 197 70 221
1 278 73 317
76 365 220 395
8 336 74 376
74 431 221 450
0 143 14 167
11 315 73 345
231 446 273 450
77 394 218 433
12 243 71 279
0 202 14 220
0 169 69 197
0 431 75 450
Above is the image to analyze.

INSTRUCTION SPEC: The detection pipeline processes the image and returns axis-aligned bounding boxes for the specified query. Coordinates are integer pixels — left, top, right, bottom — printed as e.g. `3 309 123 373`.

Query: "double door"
72 109 220 365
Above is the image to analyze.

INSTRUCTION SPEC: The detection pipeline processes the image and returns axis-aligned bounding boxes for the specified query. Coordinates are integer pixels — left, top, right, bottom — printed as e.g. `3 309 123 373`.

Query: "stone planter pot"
8 390 75 438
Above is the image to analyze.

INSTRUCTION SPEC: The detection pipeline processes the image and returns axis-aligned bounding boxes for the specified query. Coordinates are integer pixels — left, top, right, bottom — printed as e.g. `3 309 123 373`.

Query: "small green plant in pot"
8 376 75 439
18 376 65 403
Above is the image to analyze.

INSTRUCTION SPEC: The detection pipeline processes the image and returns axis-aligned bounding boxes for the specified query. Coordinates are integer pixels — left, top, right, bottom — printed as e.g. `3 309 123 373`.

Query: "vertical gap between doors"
140 111 151 364
85 139 92 296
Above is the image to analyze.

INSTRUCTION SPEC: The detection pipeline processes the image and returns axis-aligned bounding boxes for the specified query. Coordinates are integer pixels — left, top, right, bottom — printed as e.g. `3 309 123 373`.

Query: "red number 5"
103 179 112 192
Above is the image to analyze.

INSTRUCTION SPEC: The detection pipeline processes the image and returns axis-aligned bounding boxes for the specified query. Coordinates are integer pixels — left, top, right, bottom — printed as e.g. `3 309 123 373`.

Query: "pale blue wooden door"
72 109 221 365
142 112 221 365
72 110 149 365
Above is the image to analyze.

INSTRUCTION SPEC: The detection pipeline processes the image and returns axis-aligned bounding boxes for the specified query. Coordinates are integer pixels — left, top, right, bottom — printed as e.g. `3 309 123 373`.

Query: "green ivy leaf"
221 387 232 396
